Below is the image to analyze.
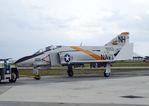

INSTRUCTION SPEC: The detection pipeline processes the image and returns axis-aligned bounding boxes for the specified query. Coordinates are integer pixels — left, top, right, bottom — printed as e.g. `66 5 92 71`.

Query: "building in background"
144 56 149 62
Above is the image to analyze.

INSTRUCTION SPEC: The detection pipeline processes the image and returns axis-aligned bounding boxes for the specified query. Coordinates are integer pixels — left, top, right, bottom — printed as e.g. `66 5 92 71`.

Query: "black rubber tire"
67 65 74 77
9 72 17 83
0 76 1 83
34 75 41 80
104 71 111 77
67 70 74 77
0 70 1 83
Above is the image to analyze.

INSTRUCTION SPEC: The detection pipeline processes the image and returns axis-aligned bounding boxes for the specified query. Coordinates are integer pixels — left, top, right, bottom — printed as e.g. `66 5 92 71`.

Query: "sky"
0 0 149 60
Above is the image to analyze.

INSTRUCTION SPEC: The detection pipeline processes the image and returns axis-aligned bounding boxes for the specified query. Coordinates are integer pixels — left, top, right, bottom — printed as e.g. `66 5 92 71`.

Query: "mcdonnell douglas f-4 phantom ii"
15 32 133 77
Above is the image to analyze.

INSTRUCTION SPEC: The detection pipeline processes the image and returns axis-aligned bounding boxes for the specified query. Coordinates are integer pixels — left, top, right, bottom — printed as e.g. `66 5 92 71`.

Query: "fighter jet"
15 32 133 77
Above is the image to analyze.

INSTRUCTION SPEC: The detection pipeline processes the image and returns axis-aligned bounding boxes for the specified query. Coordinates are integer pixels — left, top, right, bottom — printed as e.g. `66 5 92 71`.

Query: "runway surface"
0 101 148 106
0 70 149 106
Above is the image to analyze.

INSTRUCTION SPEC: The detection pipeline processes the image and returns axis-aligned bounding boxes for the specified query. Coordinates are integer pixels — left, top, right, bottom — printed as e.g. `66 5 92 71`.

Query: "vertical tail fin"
105 32 133 60
105 32 129 46
114 42 133 60
107 32 133 60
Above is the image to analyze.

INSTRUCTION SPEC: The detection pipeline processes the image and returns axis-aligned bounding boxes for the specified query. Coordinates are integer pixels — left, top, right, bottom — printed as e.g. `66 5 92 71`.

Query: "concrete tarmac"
0 70 149 106
0 101 148 106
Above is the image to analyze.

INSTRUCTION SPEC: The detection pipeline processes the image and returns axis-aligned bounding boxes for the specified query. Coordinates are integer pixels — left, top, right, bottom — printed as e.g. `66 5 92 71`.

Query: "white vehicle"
15 32 133 77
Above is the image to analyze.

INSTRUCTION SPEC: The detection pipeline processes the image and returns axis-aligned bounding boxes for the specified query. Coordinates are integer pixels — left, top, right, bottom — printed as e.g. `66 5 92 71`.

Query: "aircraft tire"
104 71 110 77
0 76 1 83
67 70 73 77
34 75 41 80
0 70 1 83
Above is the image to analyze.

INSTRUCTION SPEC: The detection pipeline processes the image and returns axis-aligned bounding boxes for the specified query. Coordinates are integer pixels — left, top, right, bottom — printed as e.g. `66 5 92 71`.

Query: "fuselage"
15 45 121 67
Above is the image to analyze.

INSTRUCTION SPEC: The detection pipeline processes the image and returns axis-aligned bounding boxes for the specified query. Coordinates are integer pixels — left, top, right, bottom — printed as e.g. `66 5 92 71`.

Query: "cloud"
0 0 149 59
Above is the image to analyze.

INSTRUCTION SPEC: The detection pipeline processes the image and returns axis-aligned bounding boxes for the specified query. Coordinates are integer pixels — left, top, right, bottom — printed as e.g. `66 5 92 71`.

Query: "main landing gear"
104 63 111 77
66 63 111 78
67 65 74 77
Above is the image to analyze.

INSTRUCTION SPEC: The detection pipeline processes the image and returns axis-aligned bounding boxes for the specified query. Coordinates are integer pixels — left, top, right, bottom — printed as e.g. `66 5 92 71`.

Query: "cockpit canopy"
33 45 62 55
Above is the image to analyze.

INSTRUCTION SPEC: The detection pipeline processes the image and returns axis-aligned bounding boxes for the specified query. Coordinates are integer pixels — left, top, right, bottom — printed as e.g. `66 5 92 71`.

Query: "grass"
112 61 149 67
18 61 149 77
19 68 104 77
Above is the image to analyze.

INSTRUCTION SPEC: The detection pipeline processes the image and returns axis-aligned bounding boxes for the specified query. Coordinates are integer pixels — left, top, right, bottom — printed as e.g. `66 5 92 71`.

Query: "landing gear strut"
33 67 40 80
67 65 74 77
104 63 111 77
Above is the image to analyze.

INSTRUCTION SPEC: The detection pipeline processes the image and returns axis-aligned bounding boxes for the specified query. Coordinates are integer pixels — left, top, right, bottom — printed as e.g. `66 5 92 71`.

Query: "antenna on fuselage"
80 42 83 46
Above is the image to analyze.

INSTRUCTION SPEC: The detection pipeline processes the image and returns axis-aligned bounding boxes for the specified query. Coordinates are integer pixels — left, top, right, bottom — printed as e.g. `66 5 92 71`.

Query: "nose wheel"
33 67 40 80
